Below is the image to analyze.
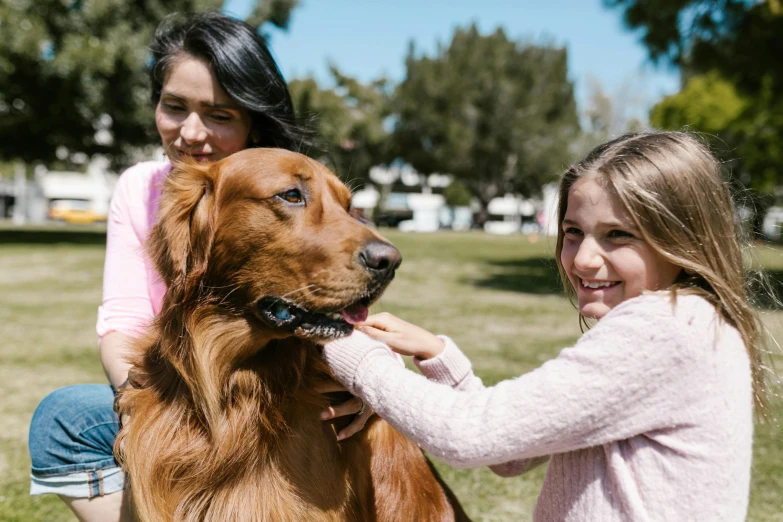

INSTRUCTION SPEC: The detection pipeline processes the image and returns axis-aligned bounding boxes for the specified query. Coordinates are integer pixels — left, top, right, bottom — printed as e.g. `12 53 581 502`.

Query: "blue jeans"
28 384 125 498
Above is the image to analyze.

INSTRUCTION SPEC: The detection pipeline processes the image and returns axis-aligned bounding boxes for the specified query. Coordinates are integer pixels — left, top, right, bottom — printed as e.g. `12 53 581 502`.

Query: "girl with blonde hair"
322 131 772 521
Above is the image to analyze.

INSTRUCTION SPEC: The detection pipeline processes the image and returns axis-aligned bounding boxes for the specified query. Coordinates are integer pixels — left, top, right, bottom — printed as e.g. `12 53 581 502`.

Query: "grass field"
1 226 782 521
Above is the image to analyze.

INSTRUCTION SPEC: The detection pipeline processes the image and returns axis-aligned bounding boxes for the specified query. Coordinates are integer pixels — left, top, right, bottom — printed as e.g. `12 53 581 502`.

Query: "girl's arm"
360 313 547 475
415 335 549 476
359 313 484 390
323 296 706 469
359 312 549 477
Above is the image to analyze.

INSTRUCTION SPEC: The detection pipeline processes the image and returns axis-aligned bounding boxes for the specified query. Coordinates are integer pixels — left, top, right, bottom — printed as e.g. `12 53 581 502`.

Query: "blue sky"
222 0 681 121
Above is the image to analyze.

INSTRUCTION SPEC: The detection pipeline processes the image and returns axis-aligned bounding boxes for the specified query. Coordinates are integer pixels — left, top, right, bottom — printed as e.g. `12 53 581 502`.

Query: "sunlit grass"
1 227 781 521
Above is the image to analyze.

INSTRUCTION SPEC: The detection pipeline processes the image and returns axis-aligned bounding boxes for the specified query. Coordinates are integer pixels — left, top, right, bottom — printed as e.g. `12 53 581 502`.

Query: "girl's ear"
148 160 217 302
249 130 261 146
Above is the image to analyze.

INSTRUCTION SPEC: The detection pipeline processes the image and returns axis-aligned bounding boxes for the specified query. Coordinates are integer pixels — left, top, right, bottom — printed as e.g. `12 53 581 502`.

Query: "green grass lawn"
1 226 782 521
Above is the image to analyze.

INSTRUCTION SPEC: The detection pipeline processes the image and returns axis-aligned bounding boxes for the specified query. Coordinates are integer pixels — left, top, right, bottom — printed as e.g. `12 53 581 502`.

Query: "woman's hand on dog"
317 380 375 441
357 312 445 361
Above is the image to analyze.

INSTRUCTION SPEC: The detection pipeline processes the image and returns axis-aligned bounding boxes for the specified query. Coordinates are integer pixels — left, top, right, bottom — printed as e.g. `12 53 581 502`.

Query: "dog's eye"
278 189 304 204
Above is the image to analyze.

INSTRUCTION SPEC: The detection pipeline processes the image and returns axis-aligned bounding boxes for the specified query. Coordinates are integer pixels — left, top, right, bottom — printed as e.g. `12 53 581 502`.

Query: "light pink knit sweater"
323 294 753 521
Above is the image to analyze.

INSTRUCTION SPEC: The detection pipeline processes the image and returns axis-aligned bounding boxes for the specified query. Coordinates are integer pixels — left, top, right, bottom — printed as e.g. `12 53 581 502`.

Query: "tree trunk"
474 201 489 228
472 182 500 228
12 162 26 225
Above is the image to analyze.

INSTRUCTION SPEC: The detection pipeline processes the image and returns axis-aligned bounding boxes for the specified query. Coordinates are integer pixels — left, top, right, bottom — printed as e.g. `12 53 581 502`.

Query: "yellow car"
48 199 107 224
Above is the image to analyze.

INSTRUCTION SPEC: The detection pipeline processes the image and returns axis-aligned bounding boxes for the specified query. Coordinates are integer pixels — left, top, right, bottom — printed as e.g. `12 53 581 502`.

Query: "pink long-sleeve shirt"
323 294 753 521
96 161 171 339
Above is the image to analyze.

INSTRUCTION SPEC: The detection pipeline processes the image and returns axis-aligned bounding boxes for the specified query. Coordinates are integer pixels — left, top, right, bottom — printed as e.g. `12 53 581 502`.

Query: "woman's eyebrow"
160 91 241 110
203 101 241 110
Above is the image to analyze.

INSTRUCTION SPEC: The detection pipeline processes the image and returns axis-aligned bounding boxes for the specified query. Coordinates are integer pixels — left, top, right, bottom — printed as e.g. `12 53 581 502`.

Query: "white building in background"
484 194 534 235
398 193 445 233
385 166 464 232
40 156 118 223
349 184 380 214
2 155 119 224
482 184 560 236
367 163 455 232
762 206 783 242
541 183 560 236
362 162 567 235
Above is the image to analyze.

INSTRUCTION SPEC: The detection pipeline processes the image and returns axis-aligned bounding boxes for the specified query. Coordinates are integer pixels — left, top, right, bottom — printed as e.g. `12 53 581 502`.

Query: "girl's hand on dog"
315 312 443 440
317 380 374 441
357 312 445 360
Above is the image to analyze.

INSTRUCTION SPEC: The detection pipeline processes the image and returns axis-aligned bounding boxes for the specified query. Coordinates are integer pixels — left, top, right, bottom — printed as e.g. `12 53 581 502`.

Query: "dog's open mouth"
255 296 371 340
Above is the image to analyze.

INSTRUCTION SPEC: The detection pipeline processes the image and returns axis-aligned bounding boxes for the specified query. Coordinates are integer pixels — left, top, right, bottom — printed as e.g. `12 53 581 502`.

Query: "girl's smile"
560 176 682 319
580 279 619 289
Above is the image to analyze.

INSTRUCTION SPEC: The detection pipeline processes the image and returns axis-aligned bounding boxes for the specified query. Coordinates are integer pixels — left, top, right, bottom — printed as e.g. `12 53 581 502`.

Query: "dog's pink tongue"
341 303 368 325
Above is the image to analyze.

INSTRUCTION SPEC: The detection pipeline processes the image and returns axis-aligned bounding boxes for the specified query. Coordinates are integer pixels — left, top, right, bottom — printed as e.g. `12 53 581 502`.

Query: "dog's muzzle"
254 296 368 340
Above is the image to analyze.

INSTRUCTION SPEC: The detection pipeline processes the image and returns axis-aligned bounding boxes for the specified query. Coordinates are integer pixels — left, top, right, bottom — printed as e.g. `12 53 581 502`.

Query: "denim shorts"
28 384 125 498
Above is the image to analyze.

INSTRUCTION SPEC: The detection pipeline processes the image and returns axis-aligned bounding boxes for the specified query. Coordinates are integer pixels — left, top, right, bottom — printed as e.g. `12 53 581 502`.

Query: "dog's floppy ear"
149 159 217 303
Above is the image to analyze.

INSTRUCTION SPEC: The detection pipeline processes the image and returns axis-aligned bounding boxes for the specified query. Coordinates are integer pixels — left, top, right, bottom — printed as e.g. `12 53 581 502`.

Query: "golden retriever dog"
114 148 471 522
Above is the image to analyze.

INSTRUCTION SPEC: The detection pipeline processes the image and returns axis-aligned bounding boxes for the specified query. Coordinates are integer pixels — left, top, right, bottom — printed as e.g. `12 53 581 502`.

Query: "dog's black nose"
360 241 402 279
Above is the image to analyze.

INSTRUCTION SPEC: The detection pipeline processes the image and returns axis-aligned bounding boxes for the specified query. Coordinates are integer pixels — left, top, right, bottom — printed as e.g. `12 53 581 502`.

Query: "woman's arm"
97 164 164 387
100 331 135 390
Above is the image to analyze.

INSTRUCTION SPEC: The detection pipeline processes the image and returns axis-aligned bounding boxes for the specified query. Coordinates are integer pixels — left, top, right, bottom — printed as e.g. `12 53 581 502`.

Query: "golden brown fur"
114 148 470 522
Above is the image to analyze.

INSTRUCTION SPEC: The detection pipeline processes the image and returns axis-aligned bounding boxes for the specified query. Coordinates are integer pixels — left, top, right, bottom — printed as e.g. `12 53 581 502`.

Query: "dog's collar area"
254 296 358 339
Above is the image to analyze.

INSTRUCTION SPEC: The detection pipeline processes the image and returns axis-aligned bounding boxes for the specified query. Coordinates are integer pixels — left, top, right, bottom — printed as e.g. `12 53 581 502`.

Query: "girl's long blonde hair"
554 131 768 412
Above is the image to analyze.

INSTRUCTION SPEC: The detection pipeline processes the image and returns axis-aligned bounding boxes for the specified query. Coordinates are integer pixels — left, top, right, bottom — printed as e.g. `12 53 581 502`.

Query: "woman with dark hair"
27 12 368 522
148 11 306 151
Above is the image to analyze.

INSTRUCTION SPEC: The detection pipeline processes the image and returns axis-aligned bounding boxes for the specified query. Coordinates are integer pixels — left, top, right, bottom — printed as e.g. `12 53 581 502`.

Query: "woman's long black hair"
148 11 311 152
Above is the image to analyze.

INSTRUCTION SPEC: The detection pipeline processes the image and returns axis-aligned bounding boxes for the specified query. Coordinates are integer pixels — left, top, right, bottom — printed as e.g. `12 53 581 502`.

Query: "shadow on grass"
0 228 106 245
474 258 783 309
471 256 564 295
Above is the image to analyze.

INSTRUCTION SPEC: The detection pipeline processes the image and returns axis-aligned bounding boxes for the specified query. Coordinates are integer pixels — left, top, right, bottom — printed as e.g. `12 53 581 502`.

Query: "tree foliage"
0 0 298 168
650 71 746 136
288 66 392 183
392 25 580 219
605 0 783 193
245 0 298 33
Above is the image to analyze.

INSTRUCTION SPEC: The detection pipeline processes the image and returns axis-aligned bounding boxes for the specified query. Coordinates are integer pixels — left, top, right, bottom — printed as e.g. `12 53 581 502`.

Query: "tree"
392 25 580 223
604 0 783 194
648 70 783 196
0 0 298 168
650 71 746 136
577 74 647 156
288 65 393 183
